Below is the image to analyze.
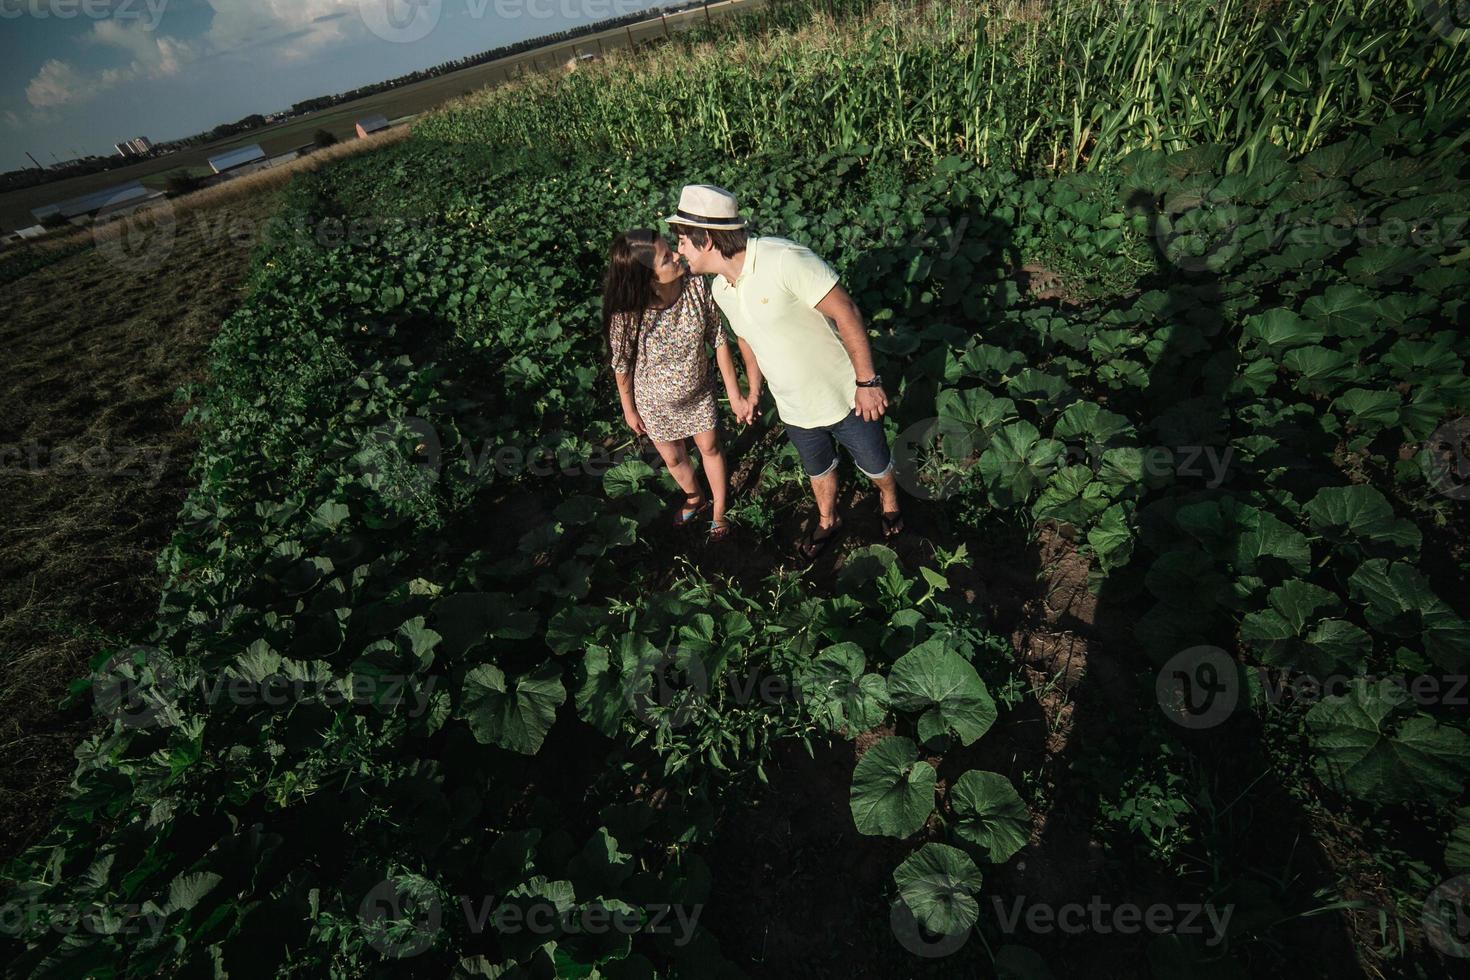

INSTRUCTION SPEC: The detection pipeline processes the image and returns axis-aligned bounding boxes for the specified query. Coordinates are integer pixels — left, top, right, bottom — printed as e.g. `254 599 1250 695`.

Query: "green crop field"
2 0 1469 977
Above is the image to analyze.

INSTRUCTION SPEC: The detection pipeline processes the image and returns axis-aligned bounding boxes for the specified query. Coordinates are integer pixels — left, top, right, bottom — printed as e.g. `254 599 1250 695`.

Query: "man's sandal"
881 510 905 538
798 516 843 560
674 493 710 528
707 518 733 542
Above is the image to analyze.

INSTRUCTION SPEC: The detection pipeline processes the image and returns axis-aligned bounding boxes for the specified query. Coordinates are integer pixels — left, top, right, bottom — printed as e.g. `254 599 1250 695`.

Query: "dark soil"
0 192 282 864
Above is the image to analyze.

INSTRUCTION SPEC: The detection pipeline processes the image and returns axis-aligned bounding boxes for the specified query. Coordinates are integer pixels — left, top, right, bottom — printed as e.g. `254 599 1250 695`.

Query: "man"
666 183 903 559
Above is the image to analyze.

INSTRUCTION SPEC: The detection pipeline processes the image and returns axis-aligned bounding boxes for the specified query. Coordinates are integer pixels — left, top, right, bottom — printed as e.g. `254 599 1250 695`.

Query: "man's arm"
736 335 763 425
815 283 887 421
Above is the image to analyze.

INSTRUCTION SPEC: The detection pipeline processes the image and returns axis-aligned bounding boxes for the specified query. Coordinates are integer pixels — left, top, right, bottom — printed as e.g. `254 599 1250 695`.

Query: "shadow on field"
690 191 1376 976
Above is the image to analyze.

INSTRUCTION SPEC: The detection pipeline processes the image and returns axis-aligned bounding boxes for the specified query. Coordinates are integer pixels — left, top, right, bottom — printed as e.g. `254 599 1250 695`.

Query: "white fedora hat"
664 184 748 230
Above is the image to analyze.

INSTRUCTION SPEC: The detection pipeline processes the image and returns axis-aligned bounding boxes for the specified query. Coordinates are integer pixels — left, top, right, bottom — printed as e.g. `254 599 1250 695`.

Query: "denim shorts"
784 409 894 479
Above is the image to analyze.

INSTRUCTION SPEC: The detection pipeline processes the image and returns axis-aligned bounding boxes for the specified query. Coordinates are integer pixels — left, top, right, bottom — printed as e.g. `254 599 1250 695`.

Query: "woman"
603 229 746 541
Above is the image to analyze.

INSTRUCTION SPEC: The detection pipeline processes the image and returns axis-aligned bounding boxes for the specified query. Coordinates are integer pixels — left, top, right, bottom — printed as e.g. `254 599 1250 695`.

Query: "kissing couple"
601 184 903 558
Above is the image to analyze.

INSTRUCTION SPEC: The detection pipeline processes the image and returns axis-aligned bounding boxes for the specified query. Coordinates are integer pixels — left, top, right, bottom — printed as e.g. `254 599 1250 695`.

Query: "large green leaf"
1447 807 1470 873
1304 485 1420 558
435 592 539 657
461 661 566 754
887 641 996 745
892 843 984 936
950 771 1030 863
1242 309 1322 352
1349 560 1469 670
1238 580 1370 674
1032 466 1110 527
1305 679 1470 805
849 736 936 838
798 642 890 736
978 421 1065 507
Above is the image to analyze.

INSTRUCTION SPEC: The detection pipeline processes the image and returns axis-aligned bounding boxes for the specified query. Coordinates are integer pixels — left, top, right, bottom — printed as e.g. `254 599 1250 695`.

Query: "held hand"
624 409 646 436
727 394 749 425
739 390 760 426
855 385 888 422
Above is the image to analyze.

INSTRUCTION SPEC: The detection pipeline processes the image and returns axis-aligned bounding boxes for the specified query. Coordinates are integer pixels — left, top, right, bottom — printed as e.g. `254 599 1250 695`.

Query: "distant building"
355 115 390 139
207 144 267 175
114 136 155 159
31 181 165 225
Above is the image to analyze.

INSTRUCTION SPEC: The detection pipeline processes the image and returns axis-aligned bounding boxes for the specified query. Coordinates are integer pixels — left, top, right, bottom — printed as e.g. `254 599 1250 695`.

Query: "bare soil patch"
0 190 282 863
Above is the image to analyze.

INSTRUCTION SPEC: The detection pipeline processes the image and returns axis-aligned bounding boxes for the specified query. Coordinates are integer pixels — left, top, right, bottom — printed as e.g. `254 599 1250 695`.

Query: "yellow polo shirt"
710 236 856 429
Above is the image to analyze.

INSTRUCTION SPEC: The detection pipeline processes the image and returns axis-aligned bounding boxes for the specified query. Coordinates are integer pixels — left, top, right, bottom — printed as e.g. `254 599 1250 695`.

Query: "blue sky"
0 0 667 173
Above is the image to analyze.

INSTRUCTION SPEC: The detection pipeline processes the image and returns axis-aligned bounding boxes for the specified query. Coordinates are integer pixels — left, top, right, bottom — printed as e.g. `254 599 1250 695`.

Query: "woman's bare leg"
691 428 728 522
652 438 701 501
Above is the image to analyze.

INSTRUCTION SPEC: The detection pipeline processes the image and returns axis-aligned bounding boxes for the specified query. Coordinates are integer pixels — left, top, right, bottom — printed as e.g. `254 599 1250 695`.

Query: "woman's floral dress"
609 274 726 442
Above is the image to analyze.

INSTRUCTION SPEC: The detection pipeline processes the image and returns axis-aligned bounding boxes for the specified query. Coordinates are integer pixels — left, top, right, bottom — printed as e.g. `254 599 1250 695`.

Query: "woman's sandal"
881 510 905 538
673 492 710 528
798 516 843 560
707 518 733 542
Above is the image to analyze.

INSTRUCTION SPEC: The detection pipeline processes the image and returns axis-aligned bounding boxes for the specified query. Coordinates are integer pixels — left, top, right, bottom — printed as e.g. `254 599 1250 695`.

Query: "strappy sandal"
673 492 710 528
881 510 905 539
707 518 733 542
798 516 843 560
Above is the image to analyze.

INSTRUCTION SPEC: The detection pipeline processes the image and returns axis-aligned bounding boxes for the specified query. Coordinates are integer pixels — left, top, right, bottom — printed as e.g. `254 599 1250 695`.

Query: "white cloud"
2 110 22 129
27 0 361 112
25 58 87 109
197 0 356 60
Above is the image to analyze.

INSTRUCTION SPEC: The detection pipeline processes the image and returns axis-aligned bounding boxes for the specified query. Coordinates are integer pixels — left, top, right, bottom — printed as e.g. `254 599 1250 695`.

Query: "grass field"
0 189 283 863
0 0 762 233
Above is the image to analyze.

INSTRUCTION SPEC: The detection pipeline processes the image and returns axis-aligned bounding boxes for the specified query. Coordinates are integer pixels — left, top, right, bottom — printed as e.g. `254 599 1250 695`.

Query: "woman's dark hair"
668 223 748 258
601 229 661 379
